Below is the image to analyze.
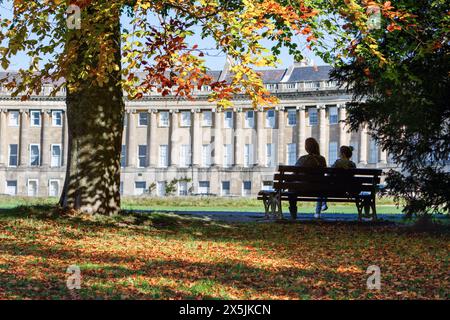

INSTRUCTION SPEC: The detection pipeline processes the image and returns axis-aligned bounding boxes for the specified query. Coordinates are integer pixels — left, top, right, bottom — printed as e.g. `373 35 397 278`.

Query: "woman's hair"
340 145 354 159
305 137 320 155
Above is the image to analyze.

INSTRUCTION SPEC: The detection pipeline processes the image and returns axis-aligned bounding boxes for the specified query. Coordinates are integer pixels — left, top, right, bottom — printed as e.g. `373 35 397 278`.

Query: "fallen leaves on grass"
0 211 448 300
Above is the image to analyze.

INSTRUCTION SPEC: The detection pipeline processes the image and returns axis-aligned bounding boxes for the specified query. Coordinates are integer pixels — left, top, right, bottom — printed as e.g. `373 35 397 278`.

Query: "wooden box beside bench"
257 165 382 220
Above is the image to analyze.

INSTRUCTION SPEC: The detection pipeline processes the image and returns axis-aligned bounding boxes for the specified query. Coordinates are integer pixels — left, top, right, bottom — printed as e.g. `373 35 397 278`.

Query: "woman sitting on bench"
332 146 356 169
289 137 327 219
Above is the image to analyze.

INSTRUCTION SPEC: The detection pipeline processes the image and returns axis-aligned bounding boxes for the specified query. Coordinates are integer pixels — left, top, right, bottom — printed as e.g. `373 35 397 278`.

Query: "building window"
51 144 61 167
134 181 146 196
178 181 188 196
6 180 17 196
224 111 233 129
202 144 211 167
159 112 169 127
245 110 255 128
266 143 275 167
123 114 128 127
49 179 60 197
262 181 273 191
369 139 378 164
287 143 297 165
30 110 41 127
52 111 62 127
242 181 252 196
221 181 230 196
329 106 338 125
202 111 212 127
30 144 40 166
157 181 166 196
198 181 210 195
138 145 147 168
138 112 148 126
266 110 275 128
308 107 318 126
329 141 338 165
27 179 38 197
350 142 359 163
8 111 19 126
180 111 191 127
244 144 254 167
8 144 18 167
159 145 169 167
180 144 192 167
287 109 297 126
120 182 124 196
223 144 232 167
120 145 126 168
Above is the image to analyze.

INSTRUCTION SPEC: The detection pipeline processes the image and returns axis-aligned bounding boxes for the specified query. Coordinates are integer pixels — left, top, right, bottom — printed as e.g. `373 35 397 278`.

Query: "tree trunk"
59 4 124 215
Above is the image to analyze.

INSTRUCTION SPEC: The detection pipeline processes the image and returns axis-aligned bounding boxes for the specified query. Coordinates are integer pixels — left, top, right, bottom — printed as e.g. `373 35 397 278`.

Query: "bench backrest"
273 165 382 198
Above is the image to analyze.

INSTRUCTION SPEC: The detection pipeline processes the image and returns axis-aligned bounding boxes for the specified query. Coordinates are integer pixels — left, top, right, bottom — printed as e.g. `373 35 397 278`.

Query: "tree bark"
59 4 124 215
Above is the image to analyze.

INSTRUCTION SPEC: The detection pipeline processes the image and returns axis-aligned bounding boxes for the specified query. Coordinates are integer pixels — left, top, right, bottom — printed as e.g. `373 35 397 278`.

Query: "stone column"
339 105 349 147
126 110 137 167
297 105 306 156
148 110 158 167
213 110 223 167
192 109 201 166
256 108 265 166
170 110 179 167
319 105 327 157
234 109 243 166
277 108 285 165
19 110 29 166
0 110 6 166
41 110 51 167
359 124 368 165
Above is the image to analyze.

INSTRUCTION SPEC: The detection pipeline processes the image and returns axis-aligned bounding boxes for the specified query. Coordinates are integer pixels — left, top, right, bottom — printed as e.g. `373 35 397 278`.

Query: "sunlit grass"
0 207 448 300
0 195 404 214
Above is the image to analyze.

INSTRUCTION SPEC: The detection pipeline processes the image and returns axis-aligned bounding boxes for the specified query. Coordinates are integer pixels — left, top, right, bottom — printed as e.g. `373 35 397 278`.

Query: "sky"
0 2 325 72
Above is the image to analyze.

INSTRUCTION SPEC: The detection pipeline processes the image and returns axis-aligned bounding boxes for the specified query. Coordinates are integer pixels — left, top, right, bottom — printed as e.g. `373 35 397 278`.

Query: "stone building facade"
0 63 397 197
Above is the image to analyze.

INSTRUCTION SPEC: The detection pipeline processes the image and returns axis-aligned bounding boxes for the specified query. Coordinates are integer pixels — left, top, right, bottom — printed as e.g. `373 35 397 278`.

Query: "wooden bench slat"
277 165 382 176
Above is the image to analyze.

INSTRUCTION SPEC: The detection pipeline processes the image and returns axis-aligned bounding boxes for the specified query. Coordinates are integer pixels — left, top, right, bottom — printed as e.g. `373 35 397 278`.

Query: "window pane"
159 145 168 167
138 112 148 126
138 145 147 167
287 143 297 165
287 110 297 126
181 111 191 126
221 181 230 196
51 145 61 167
52 111 62 126
308 108 318 125
9 111 19 126
266 110 275 128
9 144 18 166
329 107 338 125
202 111 212 126
121 145 126 167
329 142 338 165
159 112 169 126
30 145 40 166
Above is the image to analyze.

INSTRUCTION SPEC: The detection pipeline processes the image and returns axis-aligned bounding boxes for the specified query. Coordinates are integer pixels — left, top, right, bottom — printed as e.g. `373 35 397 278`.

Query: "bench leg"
262 196 271 219
371 197 378 221
355 199 363 221
275 193 283 220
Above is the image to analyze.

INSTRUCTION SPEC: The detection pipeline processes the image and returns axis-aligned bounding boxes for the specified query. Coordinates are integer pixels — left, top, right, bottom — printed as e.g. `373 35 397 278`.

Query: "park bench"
257 165 382 221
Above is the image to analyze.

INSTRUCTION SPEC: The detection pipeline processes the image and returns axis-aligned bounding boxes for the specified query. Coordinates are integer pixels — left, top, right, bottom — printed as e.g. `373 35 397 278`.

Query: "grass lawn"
0 206 448 300
0 195 405 214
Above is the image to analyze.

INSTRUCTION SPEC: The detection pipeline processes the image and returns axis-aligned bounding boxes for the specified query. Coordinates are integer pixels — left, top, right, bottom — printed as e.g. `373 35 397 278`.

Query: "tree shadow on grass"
0 239 359 300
